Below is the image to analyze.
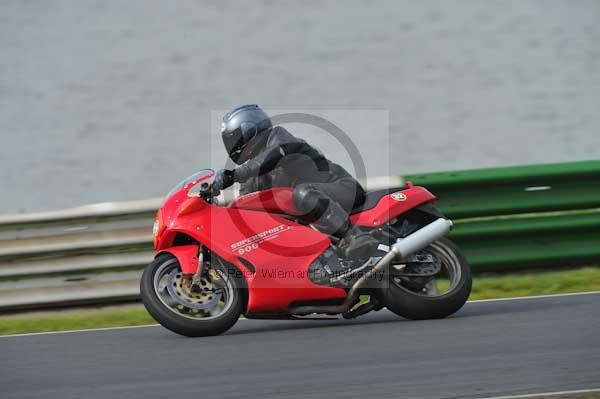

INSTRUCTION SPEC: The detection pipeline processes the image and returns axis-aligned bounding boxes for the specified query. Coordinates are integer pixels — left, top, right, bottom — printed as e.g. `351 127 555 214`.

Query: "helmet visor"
222 127 245 163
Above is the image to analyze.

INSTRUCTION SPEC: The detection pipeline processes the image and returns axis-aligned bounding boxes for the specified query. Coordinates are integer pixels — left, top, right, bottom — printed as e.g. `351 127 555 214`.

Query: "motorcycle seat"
350 185 409 214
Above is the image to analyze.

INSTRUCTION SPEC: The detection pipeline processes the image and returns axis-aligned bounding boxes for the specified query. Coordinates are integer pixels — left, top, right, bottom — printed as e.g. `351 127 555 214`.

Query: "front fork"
157 245 224 292
190 246 211 292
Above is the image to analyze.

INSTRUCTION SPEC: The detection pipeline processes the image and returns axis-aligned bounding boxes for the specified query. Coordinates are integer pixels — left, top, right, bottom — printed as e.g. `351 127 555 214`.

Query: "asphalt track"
1 293 599 399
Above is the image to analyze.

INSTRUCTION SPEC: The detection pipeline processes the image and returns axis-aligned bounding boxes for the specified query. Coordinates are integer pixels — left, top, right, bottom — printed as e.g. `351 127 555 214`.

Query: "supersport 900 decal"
230 224 291 254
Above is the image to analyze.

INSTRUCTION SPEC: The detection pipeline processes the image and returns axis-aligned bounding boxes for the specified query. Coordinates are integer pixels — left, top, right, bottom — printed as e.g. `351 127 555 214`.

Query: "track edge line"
2 291 599 338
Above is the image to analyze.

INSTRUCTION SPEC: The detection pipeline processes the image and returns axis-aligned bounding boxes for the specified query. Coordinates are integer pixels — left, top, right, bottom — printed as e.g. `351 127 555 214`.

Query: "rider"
212 104 378 259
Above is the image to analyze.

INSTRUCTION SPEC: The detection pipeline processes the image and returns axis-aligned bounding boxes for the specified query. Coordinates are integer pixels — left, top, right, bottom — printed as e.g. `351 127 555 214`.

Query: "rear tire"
380 238 472 320
140 254 244 337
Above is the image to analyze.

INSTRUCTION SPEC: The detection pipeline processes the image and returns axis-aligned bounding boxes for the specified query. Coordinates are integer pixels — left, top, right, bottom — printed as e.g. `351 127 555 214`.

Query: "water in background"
1 0 599 213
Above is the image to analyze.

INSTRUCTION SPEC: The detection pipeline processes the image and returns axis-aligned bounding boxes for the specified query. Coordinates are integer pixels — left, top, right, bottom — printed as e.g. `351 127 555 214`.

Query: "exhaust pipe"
392 218 453 258
290 218 453 316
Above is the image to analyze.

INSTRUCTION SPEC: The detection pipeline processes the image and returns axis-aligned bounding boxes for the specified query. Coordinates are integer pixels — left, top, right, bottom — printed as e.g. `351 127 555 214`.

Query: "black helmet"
221 104 272 164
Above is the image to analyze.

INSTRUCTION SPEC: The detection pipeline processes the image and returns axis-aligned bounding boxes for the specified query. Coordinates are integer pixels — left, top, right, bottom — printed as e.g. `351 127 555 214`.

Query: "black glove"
212 169 235 196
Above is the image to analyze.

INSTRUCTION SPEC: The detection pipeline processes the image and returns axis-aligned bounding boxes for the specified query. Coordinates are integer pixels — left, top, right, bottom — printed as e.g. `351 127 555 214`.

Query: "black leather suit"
233 126 365 237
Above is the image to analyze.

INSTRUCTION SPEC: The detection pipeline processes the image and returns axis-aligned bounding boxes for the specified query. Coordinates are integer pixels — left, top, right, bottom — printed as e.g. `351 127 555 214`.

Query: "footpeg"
342 297 383 319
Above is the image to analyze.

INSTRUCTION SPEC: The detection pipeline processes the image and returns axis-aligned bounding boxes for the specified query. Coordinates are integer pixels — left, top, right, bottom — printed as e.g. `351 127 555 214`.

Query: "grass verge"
0 306 155 336
471 266 600 299
1 267 599 336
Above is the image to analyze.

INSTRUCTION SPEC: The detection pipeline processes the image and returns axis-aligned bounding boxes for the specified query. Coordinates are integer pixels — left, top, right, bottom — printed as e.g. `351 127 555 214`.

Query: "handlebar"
198 182 216 203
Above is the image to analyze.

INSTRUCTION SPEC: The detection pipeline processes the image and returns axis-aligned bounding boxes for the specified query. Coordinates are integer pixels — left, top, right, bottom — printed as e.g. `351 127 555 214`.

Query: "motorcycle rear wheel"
140 253 244 337
379 238 472 320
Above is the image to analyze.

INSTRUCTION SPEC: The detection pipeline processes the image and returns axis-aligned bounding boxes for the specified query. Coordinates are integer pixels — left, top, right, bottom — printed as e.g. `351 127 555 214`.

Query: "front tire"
380 238 472 320
140 253 244 337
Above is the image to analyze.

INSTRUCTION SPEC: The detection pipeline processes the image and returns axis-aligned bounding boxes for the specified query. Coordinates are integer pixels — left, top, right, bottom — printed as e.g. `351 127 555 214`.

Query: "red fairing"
350 186 436 227
229 186 436 228
155 188 346 315
229 188 301 215
153 180 435 316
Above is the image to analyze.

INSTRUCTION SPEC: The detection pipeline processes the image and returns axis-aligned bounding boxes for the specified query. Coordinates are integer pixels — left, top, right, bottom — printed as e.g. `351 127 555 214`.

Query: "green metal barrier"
452 210 600 272
406 160 600 271
405 160 600 219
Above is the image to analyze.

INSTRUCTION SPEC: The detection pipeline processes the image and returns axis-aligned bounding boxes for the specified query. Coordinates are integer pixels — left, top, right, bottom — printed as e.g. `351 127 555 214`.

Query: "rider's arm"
233 141 306 183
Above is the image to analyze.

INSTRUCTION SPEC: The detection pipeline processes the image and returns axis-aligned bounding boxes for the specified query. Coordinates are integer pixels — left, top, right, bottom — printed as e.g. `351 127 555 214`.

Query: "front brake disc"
166 270 222 310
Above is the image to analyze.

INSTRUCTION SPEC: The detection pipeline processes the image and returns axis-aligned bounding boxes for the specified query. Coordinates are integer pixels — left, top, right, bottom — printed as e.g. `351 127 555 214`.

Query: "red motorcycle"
141 169 472 336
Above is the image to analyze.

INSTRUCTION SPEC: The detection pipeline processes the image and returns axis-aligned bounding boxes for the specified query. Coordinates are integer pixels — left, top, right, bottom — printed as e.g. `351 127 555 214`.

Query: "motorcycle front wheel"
379 238 472 320
140 253 244 337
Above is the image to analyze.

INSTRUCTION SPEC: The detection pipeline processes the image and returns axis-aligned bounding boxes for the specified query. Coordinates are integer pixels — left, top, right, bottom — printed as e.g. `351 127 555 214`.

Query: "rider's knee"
293 184 329 218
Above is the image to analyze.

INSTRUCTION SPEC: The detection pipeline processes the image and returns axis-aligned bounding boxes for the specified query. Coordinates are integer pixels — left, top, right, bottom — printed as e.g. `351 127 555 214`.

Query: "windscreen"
164 169 214 200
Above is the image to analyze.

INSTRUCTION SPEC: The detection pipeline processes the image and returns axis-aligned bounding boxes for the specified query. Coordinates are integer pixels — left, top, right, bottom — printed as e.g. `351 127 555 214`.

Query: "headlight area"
153 209 165 248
